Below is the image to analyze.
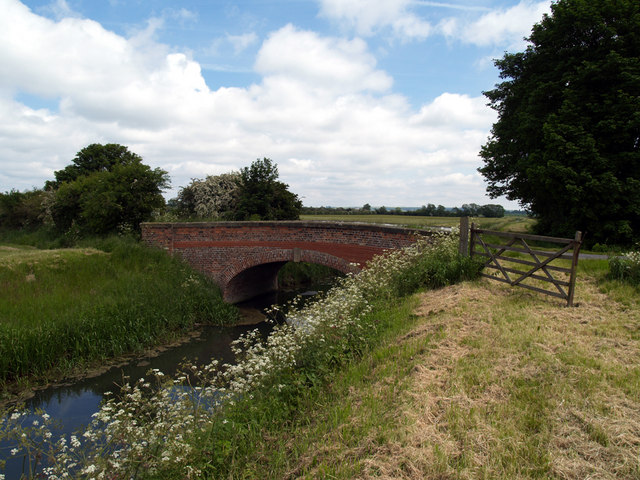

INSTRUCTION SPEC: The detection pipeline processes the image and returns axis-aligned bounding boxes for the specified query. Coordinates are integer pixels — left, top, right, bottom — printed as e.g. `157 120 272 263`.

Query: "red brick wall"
141 221 434 302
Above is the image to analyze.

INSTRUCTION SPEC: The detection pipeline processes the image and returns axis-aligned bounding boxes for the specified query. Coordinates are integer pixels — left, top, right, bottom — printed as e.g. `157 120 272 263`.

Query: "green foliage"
479 0 640 246
478 204 505 218
0 225 69 249
50 144 169 235
49 143 143 187
230 158 302 220
0 189 47 229
174 172 242 219
302 203 507 218
609 251 640 285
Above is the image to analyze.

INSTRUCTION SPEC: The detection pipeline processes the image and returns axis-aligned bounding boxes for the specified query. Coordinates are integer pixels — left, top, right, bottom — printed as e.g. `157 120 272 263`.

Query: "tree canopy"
479 0 640 245
50 143 169 235
0 189 46 229
175 172 242 219
229 158 302 221
174 159 301 221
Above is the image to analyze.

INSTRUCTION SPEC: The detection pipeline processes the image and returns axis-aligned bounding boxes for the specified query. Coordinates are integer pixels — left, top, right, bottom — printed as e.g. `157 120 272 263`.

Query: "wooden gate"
459 218 583 306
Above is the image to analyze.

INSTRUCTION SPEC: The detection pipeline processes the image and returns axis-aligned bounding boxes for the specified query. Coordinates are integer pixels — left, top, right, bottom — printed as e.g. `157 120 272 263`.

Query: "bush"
609 251 640 285
0 189 47 229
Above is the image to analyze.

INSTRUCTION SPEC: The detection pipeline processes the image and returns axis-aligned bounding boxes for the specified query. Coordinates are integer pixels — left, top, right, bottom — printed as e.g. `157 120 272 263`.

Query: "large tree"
479 0 640 245
51 144 169 234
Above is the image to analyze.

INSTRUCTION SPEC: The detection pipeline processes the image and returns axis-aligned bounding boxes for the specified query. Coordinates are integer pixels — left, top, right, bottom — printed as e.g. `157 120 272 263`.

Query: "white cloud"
318 0 431 40
38 0 79 20
227 32 258 54
442 0 551 48
319 0 550 48
207 32 258 57
255 24 392 94
0 0 512 208
411 93 496 129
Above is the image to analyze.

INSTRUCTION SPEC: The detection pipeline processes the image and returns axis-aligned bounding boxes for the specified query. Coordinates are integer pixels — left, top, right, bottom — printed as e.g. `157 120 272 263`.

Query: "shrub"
609 250 640 285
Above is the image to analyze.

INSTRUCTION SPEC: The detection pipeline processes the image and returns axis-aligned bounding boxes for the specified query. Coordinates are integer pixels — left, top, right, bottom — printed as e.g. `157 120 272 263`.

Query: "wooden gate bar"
463 218 583 306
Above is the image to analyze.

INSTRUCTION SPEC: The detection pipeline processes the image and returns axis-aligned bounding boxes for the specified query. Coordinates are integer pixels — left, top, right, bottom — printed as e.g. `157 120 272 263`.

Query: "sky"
0 0 552 208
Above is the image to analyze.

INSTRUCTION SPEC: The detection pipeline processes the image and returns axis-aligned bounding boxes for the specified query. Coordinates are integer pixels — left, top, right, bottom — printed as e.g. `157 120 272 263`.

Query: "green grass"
191 296 428 479
300 214 535 232
181 259 640 479
0 236 238 390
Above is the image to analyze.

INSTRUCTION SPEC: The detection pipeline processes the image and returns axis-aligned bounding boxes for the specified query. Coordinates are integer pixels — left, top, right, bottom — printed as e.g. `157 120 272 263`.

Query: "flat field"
300 214 535 232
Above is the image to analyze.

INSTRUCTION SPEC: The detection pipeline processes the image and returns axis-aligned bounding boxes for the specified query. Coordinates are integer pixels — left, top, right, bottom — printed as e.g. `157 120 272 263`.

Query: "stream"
1 285 328 479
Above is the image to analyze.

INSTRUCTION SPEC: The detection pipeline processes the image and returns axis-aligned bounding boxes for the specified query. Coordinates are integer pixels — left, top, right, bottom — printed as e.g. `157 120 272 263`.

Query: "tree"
478 204 505 218
176 172 242 219
49 143 143 187
0 189 47 228
230 158 302 221
460 203 480 217
51 144 169 234
479 0 640 245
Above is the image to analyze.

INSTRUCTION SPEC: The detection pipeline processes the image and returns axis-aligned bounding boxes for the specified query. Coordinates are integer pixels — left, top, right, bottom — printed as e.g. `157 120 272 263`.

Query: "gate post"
459 216 470 256
567 231 583 307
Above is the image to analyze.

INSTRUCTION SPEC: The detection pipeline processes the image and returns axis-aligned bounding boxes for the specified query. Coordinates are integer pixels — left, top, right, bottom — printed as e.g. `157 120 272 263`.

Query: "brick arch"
221 249 359 303
141 221 436 303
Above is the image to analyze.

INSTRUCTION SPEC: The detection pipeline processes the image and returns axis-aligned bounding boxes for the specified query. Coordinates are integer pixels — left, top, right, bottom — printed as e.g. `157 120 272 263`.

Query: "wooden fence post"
469 222 476 258
567 231 583 307
459 216 470 256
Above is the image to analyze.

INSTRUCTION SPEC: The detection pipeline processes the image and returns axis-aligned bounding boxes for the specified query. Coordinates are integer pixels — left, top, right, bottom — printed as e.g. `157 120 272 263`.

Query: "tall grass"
0 236 238 385
609 250 640 285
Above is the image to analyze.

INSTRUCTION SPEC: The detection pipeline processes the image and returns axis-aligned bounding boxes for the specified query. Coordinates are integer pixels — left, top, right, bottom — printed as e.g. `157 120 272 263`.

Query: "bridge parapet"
141 221 435 303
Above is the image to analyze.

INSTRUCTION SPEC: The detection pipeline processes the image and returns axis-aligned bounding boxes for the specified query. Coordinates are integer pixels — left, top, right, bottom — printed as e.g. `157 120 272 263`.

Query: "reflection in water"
1 285 328 478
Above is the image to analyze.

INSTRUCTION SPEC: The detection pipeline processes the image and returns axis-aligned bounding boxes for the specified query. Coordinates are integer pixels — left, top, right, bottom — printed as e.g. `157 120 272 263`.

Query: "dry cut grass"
358 276 640 479
233 265 639 480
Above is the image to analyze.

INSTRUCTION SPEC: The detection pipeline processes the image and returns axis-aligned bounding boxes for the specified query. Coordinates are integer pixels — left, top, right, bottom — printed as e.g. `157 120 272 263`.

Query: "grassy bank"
202 259 640 479
0 236 238 391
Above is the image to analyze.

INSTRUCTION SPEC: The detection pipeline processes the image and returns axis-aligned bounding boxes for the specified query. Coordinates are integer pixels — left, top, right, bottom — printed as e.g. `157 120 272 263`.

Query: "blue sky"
0 0 551 208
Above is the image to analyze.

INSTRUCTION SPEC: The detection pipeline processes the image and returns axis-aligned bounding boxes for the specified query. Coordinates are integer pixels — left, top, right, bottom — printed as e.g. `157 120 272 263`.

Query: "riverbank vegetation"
245 259 639 479
1 231 482 478
0 236 238 397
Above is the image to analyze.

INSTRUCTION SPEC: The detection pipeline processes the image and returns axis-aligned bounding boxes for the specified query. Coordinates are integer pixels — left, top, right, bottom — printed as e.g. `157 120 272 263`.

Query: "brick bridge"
141 221 435 303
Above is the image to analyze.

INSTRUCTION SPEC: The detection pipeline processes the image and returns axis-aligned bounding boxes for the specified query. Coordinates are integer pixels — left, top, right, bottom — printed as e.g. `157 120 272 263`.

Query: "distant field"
300 214 535 232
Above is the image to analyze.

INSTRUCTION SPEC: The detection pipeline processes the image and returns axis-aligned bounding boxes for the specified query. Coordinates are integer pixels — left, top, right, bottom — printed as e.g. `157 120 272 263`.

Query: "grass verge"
0 236 238 393
228 261 639 479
